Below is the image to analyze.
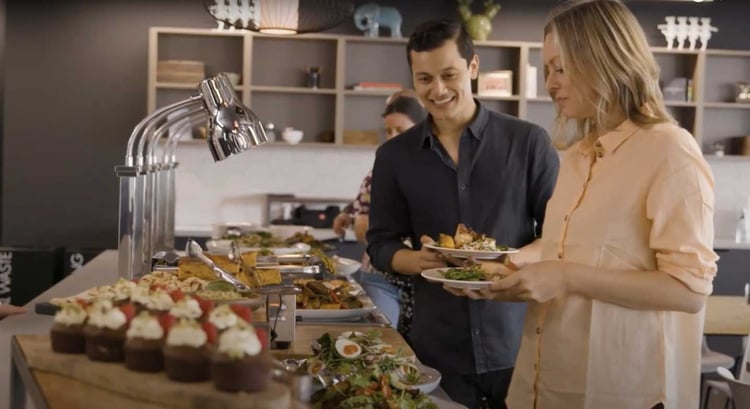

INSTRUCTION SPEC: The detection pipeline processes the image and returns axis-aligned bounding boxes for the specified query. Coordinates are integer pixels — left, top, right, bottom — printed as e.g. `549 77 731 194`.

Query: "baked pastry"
50 302 88 354
124 311 165 372
211 323 272 392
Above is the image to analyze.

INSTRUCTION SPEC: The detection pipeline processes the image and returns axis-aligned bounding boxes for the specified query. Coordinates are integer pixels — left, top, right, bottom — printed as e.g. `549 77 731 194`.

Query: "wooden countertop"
704 295 750 336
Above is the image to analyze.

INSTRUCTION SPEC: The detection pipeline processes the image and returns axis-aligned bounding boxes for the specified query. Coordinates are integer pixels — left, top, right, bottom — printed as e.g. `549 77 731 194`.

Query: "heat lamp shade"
204 0 354 34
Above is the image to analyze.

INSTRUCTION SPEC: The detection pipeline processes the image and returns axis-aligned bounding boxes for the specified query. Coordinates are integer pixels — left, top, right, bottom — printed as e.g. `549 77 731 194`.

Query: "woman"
446 1 717 408
336 93 427 339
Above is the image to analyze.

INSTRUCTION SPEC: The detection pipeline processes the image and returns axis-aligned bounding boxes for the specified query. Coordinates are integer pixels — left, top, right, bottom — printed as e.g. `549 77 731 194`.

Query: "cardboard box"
157 60 205 84
343 130 380 145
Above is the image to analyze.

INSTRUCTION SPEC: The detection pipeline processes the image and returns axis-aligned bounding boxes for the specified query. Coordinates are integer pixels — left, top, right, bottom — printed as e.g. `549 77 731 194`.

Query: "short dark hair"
382 96 427 124
407 19 475 67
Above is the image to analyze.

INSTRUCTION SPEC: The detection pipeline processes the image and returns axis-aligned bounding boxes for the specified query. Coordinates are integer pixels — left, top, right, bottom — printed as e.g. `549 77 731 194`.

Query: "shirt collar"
576 119 640 158
421 99 488 149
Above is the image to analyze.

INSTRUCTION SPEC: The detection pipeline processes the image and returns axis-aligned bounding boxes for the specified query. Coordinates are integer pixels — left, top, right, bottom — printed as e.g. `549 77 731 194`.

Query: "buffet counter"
1 251 461 409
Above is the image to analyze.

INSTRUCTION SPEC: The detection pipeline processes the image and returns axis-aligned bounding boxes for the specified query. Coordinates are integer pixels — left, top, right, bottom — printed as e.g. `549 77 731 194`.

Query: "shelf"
527 96 552 102
704 154 750 162
664 100 697 107
344 89 402 97
704 102 750 109
156 82 243 91
249 86 336 95
475 94 521 101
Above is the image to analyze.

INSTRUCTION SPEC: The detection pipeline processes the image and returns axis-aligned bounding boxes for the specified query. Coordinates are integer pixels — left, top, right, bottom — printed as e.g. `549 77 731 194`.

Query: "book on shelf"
351 81 403 91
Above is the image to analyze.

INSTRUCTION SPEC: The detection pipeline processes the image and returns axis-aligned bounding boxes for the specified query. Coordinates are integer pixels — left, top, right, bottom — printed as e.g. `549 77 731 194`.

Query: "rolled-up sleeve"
366 146 411 273
647 149 718 295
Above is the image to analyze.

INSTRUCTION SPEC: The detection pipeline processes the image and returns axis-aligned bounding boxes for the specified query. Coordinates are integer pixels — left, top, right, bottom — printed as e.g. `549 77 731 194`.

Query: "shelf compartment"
704 102 750 109
345 41 411 89
251 36 337 89
250 91 336 144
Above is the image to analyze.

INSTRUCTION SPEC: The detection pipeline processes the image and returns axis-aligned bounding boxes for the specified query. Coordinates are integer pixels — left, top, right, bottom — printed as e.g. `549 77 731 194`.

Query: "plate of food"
424 223 518 259
421 265 506 290
205 239 310 256
294 279 375 320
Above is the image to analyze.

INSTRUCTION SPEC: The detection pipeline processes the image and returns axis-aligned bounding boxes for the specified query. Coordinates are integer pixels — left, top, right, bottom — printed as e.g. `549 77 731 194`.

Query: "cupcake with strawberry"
168 293 210 320
207 303 252 333
124 311 165 372
212 322 272 392
50 301 88 354
112 278 137 306
83 300 135 362
163 319 216 382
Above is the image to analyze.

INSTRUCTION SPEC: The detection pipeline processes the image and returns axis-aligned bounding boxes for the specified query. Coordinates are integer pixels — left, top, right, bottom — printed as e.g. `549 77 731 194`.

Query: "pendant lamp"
204 0 354 35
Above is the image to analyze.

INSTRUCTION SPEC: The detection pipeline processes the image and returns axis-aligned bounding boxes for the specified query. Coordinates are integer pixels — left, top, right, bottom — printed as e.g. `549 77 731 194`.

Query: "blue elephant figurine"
353 3 402 38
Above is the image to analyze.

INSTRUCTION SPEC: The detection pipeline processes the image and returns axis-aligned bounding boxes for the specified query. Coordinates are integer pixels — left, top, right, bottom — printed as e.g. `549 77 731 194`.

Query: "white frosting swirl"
143 289 174 311
113 279 137 302
126 312 164 340
130 285 152 305
218 325 262 359
169 297 202 319
165 320 207 348
87 300 126 330
208 304 238 330
54 303 87 326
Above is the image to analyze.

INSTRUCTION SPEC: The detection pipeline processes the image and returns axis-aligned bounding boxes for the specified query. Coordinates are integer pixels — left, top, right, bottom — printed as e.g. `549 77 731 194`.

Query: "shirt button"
536 327 542 335
563 215 568 222
597 151 604 158
557 252 562 259
474 329 480 336
594 141 602 148
459 185 467 191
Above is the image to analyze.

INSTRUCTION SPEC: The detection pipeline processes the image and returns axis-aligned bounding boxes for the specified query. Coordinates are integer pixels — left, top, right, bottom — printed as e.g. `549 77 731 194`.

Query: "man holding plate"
366 19 559 409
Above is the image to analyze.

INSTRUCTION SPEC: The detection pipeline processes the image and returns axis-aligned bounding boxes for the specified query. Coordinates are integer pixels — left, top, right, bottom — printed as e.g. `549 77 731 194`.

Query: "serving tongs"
186 239 250 291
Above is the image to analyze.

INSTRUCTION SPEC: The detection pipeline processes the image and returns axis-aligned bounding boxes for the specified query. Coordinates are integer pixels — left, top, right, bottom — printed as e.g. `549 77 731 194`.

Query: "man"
366 19 559 408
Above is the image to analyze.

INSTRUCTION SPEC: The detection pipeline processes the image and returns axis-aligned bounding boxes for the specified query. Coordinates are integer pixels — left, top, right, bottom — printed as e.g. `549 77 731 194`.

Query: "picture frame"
477 70 513 97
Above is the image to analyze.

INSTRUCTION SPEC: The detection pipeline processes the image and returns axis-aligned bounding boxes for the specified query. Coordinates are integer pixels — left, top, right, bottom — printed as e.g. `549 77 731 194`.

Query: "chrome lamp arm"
116 74 268 280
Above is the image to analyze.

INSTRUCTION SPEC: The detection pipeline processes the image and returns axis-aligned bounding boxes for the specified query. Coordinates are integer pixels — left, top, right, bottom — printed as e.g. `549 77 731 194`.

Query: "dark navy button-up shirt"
366 101 559 375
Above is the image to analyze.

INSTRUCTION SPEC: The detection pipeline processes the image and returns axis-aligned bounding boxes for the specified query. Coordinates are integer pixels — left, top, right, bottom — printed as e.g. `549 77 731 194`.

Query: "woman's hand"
332 213 352 236
444 260 570 303
0 303 26 318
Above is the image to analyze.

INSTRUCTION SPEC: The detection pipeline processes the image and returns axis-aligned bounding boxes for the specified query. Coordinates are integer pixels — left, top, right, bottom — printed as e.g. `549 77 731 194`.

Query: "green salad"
442 265 487 281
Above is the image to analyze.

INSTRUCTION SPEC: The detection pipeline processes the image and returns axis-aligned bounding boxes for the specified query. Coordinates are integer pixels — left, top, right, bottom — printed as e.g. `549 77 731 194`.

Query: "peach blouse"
506 120 718 409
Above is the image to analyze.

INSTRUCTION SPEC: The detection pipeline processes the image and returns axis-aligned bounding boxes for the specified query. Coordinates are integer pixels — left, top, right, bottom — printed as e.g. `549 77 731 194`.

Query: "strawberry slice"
157 313 176 333
193 295 214 317
202 321 218 344
168 289 184 302
119 303 136 323
229 304 253 323
255 327 269 350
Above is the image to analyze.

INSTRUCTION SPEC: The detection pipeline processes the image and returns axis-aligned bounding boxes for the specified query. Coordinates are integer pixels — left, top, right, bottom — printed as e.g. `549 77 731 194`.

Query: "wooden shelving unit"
147 27 750 156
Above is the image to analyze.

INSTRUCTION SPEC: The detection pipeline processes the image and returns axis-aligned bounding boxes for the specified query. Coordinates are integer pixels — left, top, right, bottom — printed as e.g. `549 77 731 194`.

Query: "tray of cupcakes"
47 288 288 401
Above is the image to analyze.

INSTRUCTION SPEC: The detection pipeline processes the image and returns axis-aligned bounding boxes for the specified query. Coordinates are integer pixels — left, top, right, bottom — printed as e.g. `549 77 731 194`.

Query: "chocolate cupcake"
111 278 137 306
169 295 204 320
83 300 133 362
124 311 165 372
163 319 215 382
211 323 272 392
50 302 88 354
207 304 240 332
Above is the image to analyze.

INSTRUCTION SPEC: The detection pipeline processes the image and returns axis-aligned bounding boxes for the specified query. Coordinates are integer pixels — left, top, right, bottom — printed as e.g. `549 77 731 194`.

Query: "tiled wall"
175 144 750 240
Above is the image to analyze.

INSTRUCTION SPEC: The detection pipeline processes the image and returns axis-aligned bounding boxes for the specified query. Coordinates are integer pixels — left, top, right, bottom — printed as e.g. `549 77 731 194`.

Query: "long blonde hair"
544 0 675 148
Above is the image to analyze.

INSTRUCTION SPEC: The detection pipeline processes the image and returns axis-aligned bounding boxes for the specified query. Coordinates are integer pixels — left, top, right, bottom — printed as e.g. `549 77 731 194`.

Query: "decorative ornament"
457 0 501 41
353 3 403 38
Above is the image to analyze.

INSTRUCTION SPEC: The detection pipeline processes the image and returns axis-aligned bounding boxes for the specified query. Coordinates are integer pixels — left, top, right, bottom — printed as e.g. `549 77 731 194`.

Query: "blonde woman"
446 1 718 408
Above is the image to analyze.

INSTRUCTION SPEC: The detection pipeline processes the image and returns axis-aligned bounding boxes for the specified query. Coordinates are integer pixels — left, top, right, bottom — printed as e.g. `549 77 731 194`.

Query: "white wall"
175 144 750 240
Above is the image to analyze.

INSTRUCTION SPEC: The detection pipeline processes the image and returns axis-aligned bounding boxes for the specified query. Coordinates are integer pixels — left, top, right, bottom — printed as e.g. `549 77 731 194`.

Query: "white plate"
422 243 518 259
402 364 442 395
421 267 495 290
205 239 310 255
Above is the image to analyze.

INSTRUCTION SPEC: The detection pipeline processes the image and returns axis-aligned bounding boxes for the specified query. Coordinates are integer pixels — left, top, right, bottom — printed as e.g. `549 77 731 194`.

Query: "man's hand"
332 213 352 236
391 235 447 274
